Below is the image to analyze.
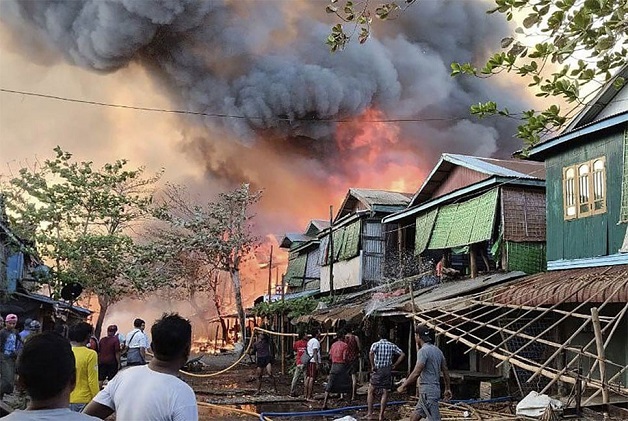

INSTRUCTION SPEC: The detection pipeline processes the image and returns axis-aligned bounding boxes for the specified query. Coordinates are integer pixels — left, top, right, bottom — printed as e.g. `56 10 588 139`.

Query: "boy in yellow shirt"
69 322 99 412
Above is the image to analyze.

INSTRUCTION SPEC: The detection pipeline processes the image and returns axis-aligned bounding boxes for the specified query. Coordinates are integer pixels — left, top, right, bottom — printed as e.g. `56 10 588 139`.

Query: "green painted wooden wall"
545 127 626 261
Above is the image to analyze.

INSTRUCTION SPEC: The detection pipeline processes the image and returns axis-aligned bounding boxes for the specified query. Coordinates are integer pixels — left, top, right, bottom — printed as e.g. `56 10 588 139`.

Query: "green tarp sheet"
427 189 499 250
414 208 438 255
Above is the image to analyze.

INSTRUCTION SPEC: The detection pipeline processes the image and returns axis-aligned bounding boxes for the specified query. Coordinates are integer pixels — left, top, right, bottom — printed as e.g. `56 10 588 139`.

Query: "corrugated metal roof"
565 63 628 131
279 233 314 249
350 188 412 206
336 188 411 221
486 265 628 305
527 111 628 160
410 154 545 207
376 271 526 314
305 220 330 237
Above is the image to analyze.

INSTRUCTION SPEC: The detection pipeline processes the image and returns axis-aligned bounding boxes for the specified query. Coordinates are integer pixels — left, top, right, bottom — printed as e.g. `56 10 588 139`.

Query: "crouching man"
4 332 99 420
84 313 198 421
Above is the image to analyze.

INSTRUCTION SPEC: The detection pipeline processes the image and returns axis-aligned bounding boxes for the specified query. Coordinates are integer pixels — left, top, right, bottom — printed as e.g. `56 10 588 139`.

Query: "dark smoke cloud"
1 0 530 161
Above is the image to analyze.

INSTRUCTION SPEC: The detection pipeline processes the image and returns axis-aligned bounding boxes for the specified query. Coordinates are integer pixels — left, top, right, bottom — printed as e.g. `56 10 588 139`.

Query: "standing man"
4 332 100 420
344 327 362 402
83 313 198 421
250 332 277 395
98 325 121 388
322 330 351 409
290 331 308 397
18 319 32 342
304 329 321 402
125 318 148 366
397 326 451 421
367 326 405 421
0 314 22 398
69 322 99 413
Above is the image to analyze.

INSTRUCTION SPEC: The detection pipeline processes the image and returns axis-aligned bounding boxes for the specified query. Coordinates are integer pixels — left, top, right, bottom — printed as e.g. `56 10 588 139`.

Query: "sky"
0 0 542 324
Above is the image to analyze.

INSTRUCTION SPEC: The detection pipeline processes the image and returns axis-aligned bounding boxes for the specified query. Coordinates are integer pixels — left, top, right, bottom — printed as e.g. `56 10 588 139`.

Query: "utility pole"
267 245 273 302
329 205 334 298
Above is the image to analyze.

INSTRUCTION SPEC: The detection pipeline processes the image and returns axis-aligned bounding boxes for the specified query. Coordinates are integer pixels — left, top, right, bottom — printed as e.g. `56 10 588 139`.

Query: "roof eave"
383 176 545 223
528 112 628 161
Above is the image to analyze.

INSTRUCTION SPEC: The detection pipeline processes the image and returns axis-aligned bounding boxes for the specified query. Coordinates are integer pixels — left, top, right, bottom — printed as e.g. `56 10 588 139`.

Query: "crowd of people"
1 310 453 421
0 313 198 421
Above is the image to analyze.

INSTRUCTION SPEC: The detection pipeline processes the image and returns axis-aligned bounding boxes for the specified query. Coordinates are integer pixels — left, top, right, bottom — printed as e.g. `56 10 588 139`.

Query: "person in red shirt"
98 325 121 388
344 327 362 401
322 330 351 409
290 331 309 397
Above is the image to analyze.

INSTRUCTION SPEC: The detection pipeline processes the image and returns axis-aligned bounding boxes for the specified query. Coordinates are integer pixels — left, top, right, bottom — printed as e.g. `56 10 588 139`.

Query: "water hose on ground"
257 397 514 421
179 326 335 377
258 400 409 420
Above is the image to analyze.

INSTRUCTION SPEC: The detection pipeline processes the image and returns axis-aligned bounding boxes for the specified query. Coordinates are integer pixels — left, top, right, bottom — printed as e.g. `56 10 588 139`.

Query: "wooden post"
329 205 334 298
267 245 273 305
591 307 608 404
281 266 285 375
469 244 477 278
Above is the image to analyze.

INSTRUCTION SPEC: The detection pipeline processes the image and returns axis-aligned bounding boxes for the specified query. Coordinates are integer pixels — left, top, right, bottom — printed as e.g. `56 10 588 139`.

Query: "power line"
0 87 465 123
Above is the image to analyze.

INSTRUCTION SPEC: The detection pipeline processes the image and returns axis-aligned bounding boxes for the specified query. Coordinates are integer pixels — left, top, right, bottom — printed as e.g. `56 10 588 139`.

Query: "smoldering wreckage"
1 0 628 420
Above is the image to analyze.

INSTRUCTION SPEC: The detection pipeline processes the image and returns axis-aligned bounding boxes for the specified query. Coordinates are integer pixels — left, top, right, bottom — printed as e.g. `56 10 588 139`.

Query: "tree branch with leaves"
327 0 627 148
2 147 164 337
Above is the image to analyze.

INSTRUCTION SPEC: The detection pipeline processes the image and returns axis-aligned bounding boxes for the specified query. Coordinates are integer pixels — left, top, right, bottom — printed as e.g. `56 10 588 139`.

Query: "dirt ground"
185 359 409 420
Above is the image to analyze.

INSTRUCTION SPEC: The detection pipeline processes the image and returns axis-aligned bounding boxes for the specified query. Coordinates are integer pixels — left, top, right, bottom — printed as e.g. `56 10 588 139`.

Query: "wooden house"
318 188 411 293
279 219 329 293
1 197 90 329
383 153 547 279
519 67 628 391
391 70 628 402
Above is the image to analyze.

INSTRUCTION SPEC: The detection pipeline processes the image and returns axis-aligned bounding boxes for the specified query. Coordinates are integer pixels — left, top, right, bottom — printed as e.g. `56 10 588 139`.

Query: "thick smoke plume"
1 0 531 231
2 0 526 147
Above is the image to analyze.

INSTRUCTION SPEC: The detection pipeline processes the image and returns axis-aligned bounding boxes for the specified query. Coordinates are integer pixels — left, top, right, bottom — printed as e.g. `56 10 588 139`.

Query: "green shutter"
339 221 360 260
429 205 458 249
414 208 438 255
285 254 307 286
428 189 499 250
469 188 499 244
620 129 628 223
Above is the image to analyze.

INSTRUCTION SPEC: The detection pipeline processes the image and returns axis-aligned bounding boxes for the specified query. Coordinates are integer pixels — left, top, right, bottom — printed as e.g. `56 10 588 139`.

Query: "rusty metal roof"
486 265 628 306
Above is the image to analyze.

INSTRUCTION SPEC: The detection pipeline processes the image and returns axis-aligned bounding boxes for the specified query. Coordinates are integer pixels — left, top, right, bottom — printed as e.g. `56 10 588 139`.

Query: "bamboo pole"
411 314 584 386
469 299 614 322
540 302 628 395
591 307 608 404
410 312 573 382
465 275 585 349
526 278 627 381
433 306 619 369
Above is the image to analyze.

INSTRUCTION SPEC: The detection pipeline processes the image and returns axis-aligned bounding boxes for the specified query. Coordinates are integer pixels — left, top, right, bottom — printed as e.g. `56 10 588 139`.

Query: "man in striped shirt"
367 326 405 420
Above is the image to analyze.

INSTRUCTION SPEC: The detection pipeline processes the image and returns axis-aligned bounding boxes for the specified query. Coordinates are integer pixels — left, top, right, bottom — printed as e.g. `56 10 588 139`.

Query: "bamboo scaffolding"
458 278 562 340
471 277 588 354
469 299 614 322
413 312 564 376
431 305 621 370
490 276 622 364
539 302 628 395
410 314 590 386
525 278 626 380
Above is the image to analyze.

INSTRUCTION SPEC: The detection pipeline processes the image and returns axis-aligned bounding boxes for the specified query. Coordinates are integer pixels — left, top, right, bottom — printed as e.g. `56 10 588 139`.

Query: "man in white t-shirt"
125 318 149 366
304 329 321 401
84 314 198 421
